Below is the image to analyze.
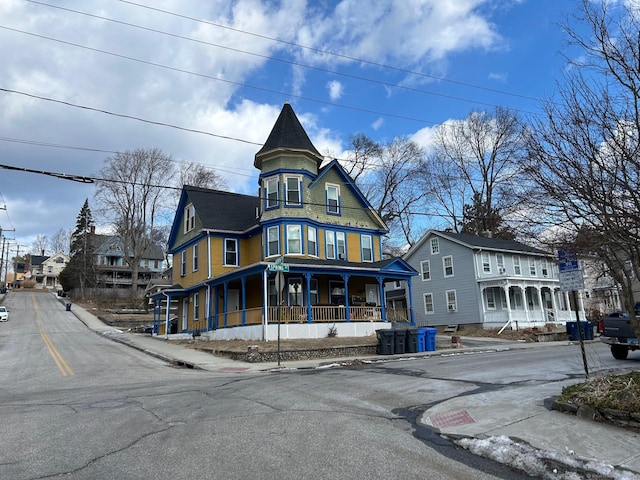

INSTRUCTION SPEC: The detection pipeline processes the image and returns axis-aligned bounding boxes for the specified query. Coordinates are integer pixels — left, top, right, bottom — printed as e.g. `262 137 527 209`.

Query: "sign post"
269 257 288 367
558 249 589 379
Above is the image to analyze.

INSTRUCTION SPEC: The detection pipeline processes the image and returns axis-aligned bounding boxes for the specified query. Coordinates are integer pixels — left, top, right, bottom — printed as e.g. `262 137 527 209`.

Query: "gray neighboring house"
403 230 586 330
94 235 165 289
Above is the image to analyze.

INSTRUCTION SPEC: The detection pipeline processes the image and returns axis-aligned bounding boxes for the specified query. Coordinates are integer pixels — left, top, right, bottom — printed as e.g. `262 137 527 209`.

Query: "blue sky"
0 0 592 253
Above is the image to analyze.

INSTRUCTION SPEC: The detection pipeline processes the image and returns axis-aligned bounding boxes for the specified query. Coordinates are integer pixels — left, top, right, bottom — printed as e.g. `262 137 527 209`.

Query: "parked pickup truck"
600 312 639 360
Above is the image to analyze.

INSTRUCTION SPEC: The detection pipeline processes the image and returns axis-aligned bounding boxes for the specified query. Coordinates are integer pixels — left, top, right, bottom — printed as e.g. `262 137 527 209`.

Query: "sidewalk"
69 300 640 477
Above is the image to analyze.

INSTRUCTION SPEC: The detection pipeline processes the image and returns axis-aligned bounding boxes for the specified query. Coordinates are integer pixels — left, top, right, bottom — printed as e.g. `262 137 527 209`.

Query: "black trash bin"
394 329 406 354
65 302 71 311
405 329 418 353
376 329 394 355
170 317 178 334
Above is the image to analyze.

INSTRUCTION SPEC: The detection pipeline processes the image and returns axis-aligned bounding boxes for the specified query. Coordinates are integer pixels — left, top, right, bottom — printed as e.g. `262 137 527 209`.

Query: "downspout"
407 278 415 325
163 292 170 340
263 267 268 341
207 232 212 279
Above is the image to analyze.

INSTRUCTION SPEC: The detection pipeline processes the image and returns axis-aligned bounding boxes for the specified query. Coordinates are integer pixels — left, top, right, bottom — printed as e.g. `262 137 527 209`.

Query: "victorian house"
151 103 417 340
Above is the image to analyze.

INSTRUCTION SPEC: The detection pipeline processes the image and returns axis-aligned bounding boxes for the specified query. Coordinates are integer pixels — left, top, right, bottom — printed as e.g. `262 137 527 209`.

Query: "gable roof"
406 230 551 260
185 186 260 233
254 103 323 168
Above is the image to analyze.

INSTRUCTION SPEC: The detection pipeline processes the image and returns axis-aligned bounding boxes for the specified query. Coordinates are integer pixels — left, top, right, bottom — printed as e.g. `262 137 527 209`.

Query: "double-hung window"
326 184 340 214
529 258 537 276
420 260 430 281
481 252 490 273
180 250 186 276
285 176 301 206
443 255 454 277
193 292 200 321
265 177 279 209
361 235 373 262
184 204 195 233
287 225 302 254
430 238 439 254
192 244 199 272
224 238 238 266
514 256 522 275
424 293 434 314
446 290 458 311
267 226 280 257
307 226 317 256
326 231 336 259
336 232 346 260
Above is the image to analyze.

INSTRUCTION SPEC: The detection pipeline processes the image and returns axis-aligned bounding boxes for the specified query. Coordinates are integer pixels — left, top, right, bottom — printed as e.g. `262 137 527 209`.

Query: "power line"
23 0 541 116
118 0 541 104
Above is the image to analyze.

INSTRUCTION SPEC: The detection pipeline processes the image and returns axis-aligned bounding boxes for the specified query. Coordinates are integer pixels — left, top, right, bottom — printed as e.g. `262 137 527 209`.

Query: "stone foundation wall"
220 345 378 363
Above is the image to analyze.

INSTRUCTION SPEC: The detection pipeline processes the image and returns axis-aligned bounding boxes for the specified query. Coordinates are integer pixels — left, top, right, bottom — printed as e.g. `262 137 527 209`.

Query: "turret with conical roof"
254 102 323 172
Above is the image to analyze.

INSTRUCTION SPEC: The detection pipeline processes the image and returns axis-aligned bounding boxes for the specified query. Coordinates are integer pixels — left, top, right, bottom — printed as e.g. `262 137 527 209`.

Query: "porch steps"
443 325 458 333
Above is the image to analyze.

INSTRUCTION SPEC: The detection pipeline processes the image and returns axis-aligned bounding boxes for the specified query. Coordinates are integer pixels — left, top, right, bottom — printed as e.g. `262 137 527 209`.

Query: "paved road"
0 290 627 479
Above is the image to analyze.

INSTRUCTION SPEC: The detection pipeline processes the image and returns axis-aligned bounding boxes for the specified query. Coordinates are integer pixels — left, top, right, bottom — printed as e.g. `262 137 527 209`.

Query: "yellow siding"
243 235 262 264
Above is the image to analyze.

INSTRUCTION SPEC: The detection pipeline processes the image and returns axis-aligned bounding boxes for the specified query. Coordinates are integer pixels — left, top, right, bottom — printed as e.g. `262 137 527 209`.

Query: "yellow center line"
32 293 75 376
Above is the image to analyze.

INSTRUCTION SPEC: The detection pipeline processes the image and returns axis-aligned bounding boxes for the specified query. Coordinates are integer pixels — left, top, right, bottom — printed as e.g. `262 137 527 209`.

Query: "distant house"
403 230 585 330
151 102 417 340
93 235 164 290
40 252 70 289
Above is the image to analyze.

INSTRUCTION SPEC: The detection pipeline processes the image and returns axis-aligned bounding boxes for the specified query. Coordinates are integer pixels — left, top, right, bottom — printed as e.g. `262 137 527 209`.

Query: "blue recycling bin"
65 302 71 311
416 328 427 352
425 327 437 351
566 321 593 341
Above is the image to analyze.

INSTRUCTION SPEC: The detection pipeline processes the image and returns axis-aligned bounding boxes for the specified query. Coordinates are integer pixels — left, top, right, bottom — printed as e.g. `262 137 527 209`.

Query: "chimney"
90 225 96 234
41 249 45 256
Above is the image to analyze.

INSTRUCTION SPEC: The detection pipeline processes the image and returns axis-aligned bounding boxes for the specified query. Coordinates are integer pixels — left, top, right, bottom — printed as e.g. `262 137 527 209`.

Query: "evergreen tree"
459 192 515 240
59 199 97 296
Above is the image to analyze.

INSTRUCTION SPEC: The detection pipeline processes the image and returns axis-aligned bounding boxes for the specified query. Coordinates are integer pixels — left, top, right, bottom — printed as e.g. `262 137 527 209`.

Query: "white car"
0 306 7 322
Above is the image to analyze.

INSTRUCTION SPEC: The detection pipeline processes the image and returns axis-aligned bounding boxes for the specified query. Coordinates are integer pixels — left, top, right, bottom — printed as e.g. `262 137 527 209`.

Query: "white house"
403 230 585 330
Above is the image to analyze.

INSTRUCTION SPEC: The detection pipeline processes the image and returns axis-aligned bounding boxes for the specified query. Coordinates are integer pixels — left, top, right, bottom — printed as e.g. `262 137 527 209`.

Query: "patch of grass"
558 371 640 413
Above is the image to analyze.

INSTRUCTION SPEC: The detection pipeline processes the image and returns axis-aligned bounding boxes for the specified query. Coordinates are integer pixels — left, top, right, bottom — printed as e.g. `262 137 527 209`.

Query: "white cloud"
371 117 384 130
326 80 344 100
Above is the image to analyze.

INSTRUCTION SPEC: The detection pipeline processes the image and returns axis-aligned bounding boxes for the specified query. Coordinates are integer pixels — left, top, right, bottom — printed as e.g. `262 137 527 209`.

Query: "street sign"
558 250 579 272
268 263 289 272
559 269 585 292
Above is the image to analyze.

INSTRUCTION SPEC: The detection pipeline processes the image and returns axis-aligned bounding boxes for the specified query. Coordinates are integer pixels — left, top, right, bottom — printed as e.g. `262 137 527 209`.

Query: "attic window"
184 204 195 233
326 184 340 215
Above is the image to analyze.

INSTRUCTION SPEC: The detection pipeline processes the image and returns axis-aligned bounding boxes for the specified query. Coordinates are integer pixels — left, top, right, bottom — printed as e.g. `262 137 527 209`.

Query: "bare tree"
176 161 228 193
50 228 70 255
94 148 174 294
525 0 640 319
418 107 528 237
345 135 426 249
31 234 49 255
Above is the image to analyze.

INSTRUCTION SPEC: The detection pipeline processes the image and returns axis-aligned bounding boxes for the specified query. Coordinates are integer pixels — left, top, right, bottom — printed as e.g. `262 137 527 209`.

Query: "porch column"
305 272 312 323
207 285 213 331
523 286 531 324
407 277 415 325
223 282 228 327
378 277 386 321
343 273 351 322
504 284 513 327
214 285 220 329
536 286 544 323
241 276 247 326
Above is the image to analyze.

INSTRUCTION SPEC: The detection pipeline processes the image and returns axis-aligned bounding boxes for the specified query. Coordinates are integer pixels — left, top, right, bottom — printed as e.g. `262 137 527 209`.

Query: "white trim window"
286 225 302 254
497 254 505 273
361 234 373 262
486 288 496 309
192 244 199 272
481 252 491 273
180 250 186 277
326 184 340 214
443 255 454 277
513 256 522 275
446 290 457 312
325 230 336 259
288 278 303 306
307 226 317 256
265 177 279 209
430 237 439 255
424 293 434 314
541 259 549 277
193 292 200 321
224 238 238 266
336 231 346 260
420 260 430 281
267 226 280 257
285 176 301 206
529 258 537 276
184 204 195 233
